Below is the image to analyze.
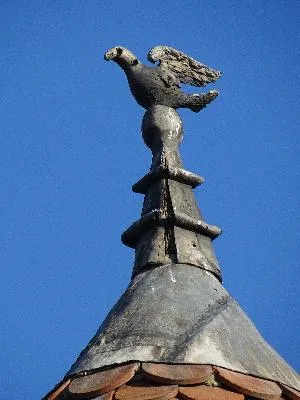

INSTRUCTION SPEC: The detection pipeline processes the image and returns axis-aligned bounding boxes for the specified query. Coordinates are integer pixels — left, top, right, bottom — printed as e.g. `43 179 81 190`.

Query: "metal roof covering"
67 264 299 390
43 105 299 399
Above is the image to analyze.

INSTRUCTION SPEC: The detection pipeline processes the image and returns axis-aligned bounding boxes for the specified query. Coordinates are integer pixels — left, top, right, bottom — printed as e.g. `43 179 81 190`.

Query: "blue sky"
1 1 299 398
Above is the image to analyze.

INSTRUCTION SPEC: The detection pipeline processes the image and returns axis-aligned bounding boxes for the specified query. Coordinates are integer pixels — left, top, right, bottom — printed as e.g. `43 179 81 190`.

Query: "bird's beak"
104 52 110 61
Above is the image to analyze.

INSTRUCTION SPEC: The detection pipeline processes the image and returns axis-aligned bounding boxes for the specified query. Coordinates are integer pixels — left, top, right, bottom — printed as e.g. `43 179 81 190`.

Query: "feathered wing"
147 46 221 87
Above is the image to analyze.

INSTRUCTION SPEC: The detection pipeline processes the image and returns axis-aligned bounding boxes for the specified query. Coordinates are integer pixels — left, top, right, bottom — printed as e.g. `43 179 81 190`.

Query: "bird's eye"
116 48 123 56
131 59 138 66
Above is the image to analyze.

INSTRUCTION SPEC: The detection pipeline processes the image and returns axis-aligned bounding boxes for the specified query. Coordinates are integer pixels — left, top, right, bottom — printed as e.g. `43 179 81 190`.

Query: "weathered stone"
104 46 220 112
122 106 222 279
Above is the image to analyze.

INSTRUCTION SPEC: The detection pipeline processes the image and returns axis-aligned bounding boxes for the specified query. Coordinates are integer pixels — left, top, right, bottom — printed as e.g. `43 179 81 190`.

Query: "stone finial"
122 106 222 280
142 105 183 151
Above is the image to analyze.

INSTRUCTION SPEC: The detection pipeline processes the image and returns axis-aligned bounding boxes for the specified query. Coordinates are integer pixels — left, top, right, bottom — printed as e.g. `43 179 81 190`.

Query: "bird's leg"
181 90 219 112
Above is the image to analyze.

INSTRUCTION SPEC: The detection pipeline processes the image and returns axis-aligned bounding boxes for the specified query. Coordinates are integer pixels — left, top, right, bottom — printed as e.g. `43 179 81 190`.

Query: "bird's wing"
147 46 221 87
157 66 181 88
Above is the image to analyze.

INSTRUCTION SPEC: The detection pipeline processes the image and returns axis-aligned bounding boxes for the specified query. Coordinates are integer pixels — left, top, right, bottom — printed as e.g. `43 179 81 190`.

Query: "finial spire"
43 47 300 399
122 105 222 280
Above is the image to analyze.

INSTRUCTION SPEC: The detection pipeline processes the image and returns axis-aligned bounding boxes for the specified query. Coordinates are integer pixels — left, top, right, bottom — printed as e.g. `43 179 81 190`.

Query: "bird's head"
104 46 140 70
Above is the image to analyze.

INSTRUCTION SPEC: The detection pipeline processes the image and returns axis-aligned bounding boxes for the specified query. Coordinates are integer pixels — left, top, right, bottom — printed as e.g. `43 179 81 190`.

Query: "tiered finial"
104 45 222 279
122 105 222 280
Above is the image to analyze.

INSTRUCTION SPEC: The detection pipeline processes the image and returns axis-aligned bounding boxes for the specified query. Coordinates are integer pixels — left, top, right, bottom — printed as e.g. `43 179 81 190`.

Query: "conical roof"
43 106 299 400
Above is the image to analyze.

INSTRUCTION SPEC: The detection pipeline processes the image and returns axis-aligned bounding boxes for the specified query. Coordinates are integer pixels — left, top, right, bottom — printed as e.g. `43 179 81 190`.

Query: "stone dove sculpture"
104 45 221 112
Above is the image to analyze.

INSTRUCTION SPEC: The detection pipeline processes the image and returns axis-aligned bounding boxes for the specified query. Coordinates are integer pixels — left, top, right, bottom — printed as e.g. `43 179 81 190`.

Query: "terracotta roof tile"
178 385 244 400
67 362 139 398
44 362 299 400
89 393 114 400
114 382 178 399
47 379 71 400
280 384 300 400
141 363 213 385
214 367 282 400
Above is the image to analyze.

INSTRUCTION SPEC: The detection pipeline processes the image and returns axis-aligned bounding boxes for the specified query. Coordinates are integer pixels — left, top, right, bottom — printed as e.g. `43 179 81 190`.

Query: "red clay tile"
178 385 244 400
115 382 178 399
214 367 282 400
90 392 114 400
142 363 214 385
280 384 300 400
68 362 139 398
47 378 71 400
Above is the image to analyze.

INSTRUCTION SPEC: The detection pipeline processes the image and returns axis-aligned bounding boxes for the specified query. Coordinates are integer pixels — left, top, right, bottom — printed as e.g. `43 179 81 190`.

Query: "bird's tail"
189 90 219 112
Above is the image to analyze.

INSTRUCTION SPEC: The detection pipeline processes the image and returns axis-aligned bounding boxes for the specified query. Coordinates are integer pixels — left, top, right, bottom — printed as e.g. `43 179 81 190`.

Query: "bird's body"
104 46 221 112
126 64 180 109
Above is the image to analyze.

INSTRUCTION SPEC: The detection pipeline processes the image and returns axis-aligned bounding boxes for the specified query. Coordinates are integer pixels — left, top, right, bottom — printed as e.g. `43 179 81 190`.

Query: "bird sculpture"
104 46 221 112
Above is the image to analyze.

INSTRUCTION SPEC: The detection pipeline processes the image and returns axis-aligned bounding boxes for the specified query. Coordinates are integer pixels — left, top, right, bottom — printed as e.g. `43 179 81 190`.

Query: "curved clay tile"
142 363 214 385
67 362 139 398
178 385 244 400
214 367 282 400
114 382 178 400
87 392 114 400
280 384 300 400
47 379 71 400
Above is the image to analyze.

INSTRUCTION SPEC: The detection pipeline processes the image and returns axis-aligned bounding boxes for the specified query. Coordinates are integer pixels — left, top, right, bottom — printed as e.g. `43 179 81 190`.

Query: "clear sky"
1 1 299 398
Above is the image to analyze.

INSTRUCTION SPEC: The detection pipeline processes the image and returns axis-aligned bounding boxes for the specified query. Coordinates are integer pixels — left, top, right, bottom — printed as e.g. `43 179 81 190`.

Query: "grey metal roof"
67 264 299 390
63 105 300 393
